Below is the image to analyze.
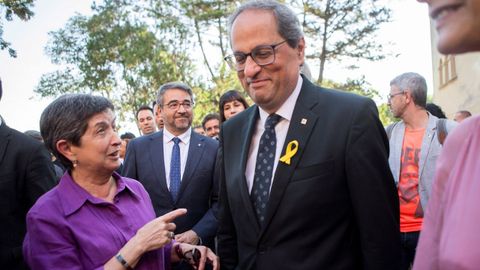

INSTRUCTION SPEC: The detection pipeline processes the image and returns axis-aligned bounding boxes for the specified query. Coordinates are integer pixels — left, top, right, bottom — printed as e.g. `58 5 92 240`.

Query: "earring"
72 160 78 168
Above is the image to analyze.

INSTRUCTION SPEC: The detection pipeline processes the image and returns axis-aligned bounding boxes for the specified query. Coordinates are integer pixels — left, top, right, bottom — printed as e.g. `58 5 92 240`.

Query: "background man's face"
388 85 408 118
137 109 156 135
230 9 304 114
454 112 468 122
204 119 220 138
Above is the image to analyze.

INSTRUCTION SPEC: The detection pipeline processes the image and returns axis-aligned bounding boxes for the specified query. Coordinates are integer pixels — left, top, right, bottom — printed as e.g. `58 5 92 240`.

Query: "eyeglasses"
387 91 405 101
162 101 193 110
224 40 288 72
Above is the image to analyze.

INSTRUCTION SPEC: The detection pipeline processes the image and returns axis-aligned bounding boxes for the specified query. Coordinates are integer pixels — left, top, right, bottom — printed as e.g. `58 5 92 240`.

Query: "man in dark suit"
123 82 218 253
0 78 56 269
217 1 401 269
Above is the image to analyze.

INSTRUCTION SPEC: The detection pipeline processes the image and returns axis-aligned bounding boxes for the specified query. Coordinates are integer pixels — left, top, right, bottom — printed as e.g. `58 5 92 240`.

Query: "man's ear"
296 37 306 64
56 139 75 162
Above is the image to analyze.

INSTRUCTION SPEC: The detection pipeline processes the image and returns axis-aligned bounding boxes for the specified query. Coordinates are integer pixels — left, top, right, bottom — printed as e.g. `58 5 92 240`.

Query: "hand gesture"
135 208 187 252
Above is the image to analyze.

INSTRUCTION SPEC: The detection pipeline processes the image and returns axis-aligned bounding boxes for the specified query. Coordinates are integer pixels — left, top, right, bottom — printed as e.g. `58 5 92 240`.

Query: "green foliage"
378 103 396 127
321 76 379 99
35 0 196 129
35 0 391 128
321 76 395 126
0 0 35 57
291 0 391 83
192 65 244 126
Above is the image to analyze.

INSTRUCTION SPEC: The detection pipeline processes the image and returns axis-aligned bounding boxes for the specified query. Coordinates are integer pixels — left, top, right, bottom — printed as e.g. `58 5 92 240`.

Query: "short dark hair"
202 113 221 129
426 103 447 119
40 94 114 170
120 132 136 140
219 90 249 122
136 105 154 119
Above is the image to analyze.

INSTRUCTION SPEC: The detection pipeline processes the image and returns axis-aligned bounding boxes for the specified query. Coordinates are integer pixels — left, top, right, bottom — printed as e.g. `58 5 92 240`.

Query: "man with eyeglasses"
386 72 456 270
123 82 219 269
217 1 400 270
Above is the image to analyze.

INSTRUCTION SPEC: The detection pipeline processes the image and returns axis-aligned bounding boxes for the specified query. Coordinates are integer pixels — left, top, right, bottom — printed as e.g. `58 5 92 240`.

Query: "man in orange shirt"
386 72 456 270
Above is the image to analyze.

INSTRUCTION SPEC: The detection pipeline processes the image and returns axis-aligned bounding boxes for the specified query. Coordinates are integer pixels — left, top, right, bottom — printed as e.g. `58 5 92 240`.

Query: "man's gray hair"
390 72 427 108
156 81 194 106
228 0 304 48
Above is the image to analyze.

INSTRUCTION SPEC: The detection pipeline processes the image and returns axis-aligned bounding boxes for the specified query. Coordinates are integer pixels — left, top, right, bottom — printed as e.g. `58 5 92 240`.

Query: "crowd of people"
1 0 479 269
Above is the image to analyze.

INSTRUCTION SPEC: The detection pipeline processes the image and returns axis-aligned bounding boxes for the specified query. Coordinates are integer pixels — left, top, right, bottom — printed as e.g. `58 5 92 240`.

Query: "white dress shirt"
163 128 191 190
245 75 303 193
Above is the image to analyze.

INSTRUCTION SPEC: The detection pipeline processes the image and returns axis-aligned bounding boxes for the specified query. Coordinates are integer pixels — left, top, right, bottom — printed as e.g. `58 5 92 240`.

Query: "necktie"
251 114 282 224
170 137 181 202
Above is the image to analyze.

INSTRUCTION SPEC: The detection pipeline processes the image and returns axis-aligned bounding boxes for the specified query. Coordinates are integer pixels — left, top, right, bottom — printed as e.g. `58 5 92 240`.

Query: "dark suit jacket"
217 77 400 270
122 130 219 249
0 119 56 269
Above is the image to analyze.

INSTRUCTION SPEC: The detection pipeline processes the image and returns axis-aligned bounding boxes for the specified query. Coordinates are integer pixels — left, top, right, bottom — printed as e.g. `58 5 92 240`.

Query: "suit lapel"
148 131 170 197
262 80 319 232
0 120 11 165
178 131 204 201
238 107 262 232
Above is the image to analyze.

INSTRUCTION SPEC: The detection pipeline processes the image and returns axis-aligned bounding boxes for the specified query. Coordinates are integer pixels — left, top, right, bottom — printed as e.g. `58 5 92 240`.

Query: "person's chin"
174 121 190 131
437 33 471 54
107 159 122 171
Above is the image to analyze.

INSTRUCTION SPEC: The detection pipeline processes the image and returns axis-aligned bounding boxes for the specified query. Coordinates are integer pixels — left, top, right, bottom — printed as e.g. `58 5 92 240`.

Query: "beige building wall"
429 21 480 119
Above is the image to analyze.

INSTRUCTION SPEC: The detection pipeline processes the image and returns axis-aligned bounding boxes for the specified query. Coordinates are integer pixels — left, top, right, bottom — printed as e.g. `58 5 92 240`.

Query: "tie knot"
172 137 181 145
265 114 281 130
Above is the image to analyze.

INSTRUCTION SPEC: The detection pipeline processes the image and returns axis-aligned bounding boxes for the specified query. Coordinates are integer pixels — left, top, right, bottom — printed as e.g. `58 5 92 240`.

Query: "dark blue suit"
122 130 219 249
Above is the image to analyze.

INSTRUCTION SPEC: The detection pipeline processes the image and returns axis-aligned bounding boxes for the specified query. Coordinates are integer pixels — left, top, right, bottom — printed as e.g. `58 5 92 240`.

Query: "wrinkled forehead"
163 88 193 103
230 9 280 50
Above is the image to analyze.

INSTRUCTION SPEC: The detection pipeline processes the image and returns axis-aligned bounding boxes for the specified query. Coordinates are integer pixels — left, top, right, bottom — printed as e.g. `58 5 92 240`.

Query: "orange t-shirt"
398 128 425 232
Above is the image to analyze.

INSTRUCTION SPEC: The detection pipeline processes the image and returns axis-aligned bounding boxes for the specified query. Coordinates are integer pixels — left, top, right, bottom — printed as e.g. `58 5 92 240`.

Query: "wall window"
438 55 457 88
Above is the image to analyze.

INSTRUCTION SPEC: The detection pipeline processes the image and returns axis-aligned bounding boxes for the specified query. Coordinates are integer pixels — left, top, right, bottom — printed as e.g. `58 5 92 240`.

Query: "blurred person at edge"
153 102 165 130
0 78 56 269
454 110 472 122
218 90 249 122
413 0 480 269
22 93 219 270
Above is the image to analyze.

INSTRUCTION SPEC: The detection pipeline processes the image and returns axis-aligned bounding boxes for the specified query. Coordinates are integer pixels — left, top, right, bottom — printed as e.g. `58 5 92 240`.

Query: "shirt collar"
58 171 141 216
258 75 303 123
163 127 192 144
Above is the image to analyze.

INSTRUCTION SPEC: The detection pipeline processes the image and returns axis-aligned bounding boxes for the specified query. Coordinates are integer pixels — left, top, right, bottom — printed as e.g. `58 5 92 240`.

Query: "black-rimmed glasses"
224 40 288 72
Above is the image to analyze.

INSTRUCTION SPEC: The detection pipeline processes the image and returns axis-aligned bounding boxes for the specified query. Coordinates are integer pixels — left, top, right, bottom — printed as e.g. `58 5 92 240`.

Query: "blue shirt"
23 171 172 270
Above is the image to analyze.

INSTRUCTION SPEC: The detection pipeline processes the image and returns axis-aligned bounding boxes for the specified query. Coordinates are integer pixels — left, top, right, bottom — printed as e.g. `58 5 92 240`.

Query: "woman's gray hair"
156 81 194 106
390 72 427 108
40 94 114 169
228 0 304 48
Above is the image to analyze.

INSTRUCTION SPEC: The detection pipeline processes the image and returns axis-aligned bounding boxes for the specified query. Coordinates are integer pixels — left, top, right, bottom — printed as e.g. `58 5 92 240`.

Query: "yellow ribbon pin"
279 140 299 165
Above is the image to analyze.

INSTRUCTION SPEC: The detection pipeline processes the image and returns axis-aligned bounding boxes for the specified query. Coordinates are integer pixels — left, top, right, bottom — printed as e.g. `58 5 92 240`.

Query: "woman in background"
218 90 249 122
